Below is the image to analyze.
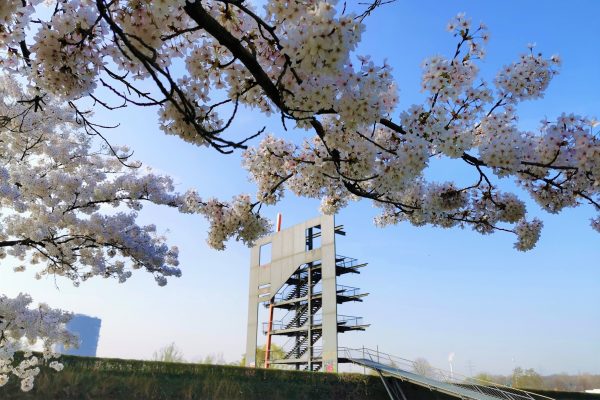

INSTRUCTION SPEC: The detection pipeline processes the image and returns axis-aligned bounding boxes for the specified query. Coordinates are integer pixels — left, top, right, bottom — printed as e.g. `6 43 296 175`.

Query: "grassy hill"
2 355 599 400
1 354 388 400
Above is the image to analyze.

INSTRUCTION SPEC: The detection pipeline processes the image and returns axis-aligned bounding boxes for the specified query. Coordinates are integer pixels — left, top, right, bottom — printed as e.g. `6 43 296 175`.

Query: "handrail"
335 255 358 268
273 271 323 303
313 315 364 327
265 314 365 333
311 346 323 358
274 283 361 303
337 315 364 326
336 284 361 297
338 347 555 400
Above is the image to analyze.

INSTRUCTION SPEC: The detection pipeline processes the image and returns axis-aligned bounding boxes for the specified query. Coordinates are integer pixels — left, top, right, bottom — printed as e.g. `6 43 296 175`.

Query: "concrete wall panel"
245 215 340 371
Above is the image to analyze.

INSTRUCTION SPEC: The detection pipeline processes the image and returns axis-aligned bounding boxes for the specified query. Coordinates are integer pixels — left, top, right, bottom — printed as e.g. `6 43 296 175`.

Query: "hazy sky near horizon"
1 0 599 376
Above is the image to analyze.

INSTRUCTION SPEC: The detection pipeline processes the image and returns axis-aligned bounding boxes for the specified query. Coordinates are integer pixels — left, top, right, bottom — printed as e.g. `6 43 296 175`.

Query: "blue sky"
1 1 599 376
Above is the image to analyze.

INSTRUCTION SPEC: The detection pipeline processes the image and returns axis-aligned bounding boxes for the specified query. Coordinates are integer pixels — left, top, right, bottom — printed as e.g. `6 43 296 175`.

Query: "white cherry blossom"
1 1 597 251
0 293 76 391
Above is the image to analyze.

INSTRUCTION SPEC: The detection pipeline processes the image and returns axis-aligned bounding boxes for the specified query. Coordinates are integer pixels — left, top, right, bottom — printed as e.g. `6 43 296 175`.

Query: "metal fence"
338 347 555 400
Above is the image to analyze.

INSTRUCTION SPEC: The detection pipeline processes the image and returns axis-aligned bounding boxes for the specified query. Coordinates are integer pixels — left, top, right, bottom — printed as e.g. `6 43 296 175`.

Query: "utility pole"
466 360 475 377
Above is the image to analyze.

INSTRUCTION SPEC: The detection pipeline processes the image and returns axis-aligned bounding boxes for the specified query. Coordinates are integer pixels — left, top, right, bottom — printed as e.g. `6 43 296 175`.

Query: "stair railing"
338 347 555 400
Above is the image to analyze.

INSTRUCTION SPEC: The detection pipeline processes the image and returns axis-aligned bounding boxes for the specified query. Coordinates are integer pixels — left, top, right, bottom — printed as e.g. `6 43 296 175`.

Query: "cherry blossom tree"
2 0 596 251
0 75 211 389
0 0 598 390
1 293 75 391
0 71 267 390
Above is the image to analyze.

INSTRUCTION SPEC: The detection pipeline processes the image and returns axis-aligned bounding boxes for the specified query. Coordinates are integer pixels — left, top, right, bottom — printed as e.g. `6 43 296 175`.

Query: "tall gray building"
57 314 102 357
245 215 368 372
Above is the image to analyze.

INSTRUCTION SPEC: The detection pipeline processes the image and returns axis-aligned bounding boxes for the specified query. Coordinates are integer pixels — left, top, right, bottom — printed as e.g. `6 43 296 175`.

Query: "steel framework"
245 215 368 372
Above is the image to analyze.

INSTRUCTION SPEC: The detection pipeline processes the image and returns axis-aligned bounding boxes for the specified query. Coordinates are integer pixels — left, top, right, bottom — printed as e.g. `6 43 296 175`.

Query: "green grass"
1 354 389 400
3 354 598 400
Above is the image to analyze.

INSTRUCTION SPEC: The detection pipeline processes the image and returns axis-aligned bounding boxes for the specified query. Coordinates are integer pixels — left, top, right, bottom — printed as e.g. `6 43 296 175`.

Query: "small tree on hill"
153 343 186 364
512 367 543 390
412 358 435 378
239 344 286 368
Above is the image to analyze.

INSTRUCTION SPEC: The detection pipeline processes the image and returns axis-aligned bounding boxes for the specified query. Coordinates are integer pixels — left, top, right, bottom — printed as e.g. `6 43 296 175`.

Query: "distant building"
56 314 102 357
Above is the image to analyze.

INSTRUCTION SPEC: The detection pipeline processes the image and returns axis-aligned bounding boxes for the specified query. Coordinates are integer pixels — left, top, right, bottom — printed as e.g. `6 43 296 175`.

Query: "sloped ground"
2 355 599 400
1 354 388 400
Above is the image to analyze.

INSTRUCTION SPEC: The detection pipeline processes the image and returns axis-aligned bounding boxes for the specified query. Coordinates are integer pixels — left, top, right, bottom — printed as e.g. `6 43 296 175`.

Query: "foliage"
197 352 226 365
0 1 597 252
0 78 190 286
0 294 76 391
239 344 285 368
0 75 200 390
152 343 186 364
412 357 435 378
512 367 544 389
472 372 509 386
473 368 600 392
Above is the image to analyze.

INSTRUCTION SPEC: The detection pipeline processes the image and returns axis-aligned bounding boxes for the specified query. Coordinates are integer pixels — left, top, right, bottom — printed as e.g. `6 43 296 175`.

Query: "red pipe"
264 302 274 368
265 214 281 368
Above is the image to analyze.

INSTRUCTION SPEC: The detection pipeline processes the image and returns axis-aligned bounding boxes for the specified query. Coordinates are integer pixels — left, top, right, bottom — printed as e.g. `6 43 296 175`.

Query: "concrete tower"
245 215 368 372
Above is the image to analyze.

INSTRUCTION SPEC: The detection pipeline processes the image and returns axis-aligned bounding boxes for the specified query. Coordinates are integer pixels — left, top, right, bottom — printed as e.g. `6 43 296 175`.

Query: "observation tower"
245 215 368 372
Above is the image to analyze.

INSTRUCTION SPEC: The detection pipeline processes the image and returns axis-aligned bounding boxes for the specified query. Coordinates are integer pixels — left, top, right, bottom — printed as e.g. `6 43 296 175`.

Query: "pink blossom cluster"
1 1 595 250
495 49 560 101
0 78 187 286
0 293 76 391
180 191 271 250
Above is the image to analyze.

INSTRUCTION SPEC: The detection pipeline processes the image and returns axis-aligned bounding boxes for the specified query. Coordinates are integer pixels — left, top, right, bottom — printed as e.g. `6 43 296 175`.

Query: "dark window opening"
305 225 322 251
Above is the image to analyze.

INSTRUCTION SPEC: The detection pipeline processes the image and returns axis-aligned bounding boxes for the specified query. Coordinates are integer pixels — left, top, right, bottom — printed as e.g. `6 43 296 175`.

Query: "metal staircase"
265 255 369 370
283 300 322 330
282 271 322 302
273 267 322 306
258 221 370 372
284 331 323 360
304 363 322 372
